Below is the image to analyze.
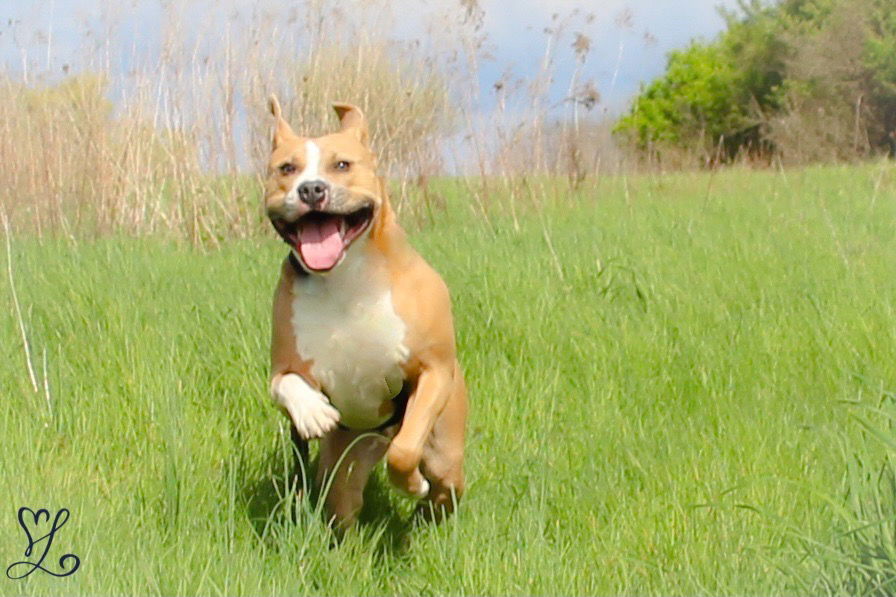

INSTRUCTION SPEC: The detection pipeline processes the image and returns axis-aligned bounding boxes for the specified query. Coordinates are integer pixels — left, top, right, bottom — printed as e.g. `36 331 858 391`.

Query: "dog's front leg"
387 364 454 497
271 372 341 439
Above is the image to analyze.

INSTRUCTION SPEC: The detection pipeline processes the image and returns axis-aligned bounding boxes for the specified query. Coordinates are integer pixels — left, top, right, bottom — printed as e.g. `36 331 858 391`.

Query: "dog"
263 96 467 528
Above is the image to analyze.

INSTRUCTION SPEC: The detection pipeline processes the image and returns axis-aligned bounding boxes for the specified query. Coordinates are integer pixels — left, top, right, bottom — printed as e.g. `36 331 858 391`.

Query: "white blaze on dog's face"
264 96 383 273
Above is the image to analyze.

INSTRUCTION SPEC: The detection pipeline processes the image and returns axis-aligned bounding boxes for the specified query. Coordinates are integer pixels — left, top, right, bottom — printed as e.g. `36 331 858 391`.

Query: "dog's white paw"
272 374 341 439
413 478 431 499
291 398 340 439
396 477 430 500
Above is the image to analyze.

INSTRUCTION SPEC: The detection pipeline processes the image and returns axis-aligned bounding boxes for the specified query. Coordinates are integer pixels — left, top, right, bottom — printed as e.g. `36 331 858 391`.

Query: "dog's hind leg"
317 428 388 529
417 364 467 521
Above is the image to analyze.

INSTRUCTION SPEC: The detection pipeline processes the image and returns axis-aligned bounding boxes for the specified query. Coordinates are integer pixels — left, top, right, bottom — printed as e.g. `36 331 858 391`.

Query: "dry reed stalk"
0 1 627 243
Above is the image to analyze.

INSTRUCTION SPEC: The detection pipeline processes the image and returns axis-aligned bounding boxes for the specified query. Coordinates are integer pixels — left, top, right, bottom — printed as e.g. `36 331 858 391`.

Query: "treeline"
615 0 896 165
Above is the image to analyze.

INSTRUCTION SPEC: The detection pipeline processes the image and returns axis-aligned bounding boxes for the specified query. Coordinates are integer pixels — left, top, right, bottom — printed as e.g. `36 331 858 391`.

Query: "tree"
615 0 896 165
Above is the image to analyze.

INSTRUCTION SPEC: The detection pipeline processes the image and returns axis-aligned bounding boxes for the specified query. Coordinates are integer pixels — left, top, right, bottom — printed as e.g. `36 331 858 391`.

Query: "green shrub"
616 0 896 165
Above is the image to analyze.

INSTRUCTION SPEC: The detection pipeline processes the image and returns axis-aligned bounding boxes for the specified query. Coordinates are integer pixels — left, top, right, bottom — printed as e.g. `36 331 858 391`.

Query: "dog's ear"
268 94 296 148
332 102 369 145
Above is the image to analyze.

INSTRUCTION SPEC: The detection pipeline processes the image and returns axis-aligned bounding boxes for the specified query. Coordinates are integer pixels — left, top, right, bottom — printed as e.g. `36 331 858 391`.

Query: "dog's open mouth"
273 205 374 272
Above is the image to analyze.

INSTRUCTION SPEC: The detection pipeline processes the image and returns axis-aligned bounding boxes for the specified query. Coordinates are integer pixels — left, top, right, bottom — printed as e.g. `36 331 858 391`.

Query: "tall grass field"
2 164 896 595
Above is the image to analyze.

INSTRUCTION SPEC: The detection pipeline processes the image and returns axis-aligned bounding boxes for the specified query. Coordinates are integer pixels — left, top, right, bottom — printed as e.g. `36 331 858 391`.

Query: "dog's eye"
278 163 296 175
334 160 351 172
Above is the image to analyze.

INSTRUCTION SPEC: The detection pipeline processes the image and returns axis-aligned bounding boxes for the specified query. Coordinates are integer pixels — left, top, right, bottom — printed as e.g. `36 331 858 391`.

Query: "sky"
452 0 743 114
1 0 744 116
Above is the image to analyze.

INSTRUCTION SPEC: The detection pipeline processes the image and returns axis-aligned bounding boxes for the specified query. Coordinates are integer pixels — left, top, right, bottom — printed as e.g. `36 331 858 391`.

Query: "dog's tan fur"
264 96 466 527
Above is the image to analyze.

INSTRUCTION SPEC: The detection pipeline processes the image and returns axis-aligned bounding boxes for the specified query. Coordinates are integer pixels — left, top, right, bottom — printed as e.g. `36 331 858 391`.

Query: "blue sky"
1 0 743 116
452 0 743 114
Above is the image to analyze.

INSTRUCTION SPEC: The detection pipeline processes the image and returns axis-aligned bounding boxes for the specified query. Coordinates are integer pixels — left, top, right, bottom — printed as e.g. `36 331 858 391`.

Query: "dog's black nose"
297 180 329 207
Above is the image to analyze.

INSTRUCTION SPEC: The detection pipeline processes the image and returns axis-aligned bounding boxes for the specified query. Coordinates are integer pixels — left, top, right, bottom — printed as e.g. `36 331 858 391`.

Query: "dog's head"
264 95 385 273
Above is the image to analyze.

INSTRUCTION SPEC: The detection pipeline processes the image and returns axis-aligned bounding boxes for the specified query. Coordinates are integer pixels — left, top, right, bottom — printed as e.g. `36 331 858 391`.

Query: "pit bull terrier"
263 96 467 527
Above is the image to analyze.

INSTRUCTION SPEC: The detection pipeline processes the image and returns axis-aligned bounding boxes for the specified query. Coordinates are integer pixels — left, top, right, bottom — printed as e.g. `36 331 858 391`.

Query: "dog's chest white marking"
290 253 409 429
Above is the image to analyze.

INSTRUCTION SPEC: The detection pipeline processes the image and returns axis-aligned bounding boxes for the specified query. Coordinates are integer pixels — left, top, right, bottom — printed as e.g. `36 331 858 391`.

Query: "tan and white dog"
263 96 467 528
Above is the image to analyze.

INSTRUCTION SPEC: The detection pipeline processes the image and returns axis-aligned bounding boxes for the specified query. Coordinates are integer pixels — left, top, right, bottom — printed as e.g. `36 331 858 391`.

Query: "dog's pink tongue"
298 218 343 270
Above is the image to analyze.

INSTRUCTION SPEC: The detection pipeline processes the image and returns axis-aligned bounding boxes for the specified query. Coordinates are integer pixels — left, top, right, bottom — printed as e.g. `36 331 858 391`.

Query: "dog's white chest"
290 257 409 429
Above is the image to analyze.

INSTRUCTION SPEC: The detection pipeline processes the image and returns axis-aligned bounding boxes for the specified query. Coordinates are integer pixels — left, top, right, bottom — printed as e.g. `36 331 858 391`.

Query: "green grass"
1 163 895 595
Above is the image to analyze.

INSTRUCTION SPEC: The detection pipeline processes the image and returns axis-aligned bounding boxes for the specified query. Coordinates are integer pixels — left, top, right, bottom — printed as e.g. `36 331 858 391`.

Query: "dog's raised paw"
292 398 340 439
273 373 341 439
413 478 431 499
395 477 430 500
